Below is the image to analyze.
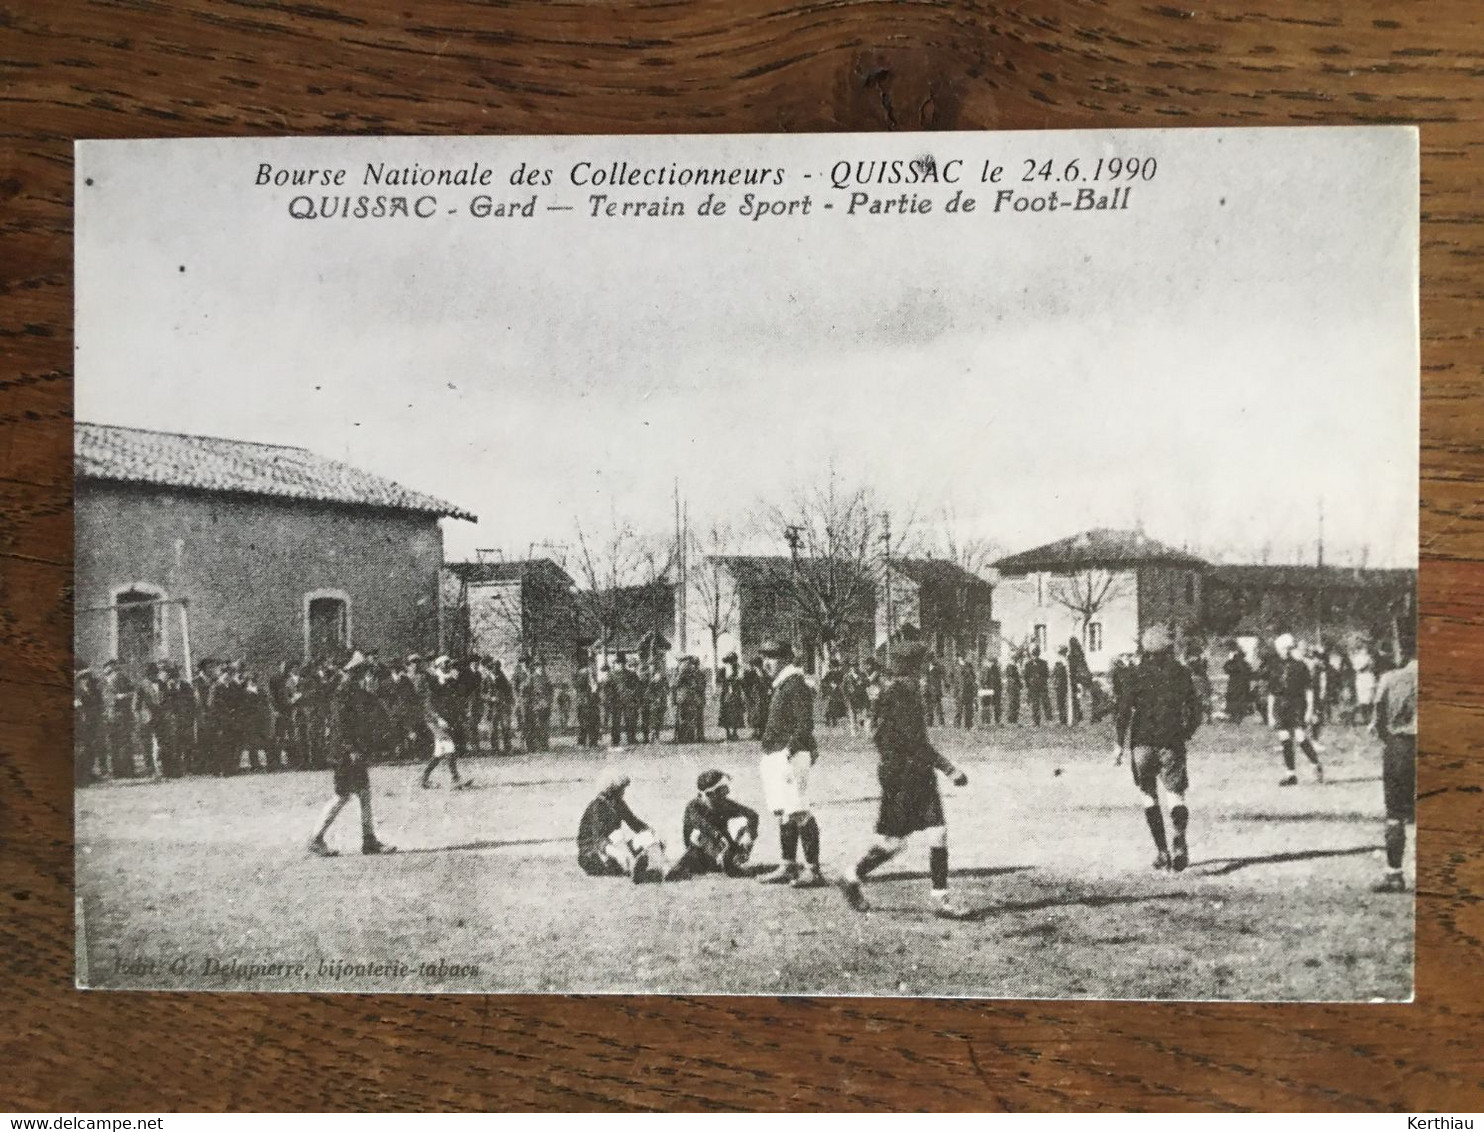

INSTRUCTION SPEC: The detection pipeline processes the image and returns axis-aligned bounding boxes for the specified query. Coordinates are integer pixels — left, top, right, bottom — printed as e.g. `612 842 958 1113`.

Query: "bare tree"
760 467 922 669
571 515 676 659
688 521 740 671
935 505 1004 581
1050 569 1134 644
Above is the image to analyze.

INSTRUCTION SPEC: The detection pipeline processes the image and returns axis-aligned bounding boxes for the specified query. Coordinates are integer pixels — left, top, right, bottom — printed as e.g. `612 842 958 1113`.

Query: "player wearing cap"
755 638 826 888
665 770 761 880
1117 625 1204 872
307 653 397 857
1268 632 1324 786
836 632 973 919
576 771 666 883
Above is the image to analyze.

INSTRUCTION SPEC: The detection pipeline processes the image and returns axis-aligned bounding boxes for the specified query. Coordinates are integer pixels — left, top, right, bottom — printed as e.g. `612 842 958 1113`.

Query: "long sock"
779 818 799 863
1384 819 1406 870
929 846 949 891
1300 739 1321 766
855 843 896 880
420 756 439 783
448 755 461 781
1170 805 1189 839
1144 805 1168 853
1281 739 1295 771
799 815 820 866
358 794 376 842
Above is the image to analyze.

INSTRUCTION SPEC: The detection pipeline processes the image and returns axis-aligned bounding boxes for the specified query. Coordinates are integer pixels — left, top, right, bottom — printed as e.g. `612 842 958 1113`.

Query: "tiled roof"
994 528 1207 573
76 422 476 521
893 558 994 592
1211 564 1417 591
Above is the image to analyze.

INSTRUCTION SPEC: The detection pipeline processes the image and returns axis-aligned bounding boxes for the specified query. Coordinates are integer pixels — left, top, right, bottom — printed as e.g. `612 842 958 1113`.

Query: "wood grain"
2 0 1482 1112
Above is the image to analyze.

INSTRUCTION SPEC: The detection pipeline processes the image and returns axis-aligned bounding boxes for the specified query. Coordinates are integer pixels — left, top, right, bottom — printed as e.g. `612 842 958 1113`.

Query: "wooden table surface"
2 0 1481 1113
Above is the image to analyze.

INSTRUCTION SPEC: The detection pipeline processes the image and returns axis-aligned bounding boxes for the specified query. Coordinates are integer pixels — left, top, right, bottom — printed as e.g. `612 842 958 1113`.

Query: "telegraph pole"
784 523 803 661
880 510 893 666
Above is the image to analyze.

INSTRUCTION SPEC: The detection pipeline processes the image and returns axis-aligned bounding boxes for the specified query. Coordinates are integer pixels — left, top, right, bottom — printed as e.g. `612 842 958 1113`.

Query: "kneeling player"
308 654 396 857
667 769 760 879
576 772 666 883
837 636 973 920
1117 626 1203 872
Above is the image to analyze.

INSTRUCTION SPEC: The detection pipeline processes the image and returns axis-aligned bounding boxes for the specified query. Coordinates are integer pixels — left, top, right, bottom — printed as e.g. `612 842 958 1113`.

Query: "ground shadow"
1192 844 1378 877
859 889 1193 922
399 836 570 854
871 865 1032 882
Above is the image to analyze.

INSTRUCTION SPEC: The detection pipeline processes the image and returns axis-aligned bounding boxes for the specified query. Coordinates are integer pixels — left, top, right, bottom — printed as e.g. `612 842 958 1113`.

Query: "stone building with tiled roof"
993 528 1209 670
75 422 475 675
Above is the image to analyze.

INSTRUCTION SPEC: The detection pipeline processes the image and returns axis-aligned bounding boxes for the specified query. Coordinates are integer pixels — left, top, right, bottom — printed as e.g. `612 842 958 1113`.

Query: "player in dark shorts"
307 654 396 857
1268 632 1324 786
665 769 760 879
836 632 972 920
1116 626 1204 872
1372 636 1417 893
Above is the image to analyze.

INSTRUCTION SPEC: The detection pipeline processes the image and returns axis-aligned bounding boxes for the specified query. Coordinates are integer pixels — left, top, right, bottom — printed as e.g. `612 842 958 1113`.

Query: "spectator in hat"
666 770 761 879
718 653 746 741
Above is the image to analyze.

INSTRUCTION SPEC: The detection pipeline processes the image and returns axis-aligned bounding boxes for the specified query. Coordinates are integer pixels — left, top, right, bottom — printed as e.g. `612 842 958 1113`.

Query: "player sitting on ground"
576 771 667 883
1117 625 1204 872
665 769 761 880
837 632 974 920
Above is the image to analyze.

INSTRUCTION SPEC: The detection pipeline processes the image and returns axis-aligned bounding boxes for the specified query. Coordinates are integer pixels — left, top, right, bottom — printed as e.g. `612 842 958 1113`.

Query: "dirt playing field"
75 718 1413 1000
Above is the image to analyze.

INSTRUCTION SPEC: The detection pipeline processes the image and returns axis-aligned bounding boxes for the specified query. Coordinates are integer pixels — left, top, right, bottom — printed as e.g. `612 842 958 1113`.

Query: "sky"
75 128 1419 570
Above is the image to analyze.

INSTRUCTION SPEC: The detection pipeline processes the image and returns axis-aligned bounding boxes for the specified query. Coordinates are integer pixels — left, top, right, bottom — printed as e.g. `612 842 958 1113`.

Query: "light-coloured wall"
993 568 1140 671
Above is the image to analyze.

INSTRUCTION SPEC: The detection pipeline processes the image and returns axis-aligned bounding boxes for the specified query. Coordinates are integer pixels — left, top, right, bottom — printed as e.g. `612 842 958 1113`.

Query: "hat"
1140 625 1172 653
696 769 731 793
722 652 739 664
342 650 370 673
758 638 793 661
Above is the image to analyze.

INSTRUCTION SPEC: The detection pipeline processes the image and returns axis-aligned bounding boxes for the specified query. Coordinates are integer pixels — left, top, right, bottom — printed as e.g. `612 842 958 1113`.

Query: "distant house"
441 558 582 684
684 556 877 673
1202 564 1417 652
886 559 997 664
993 528 1208 670
75 422 474 677
581 580 676 664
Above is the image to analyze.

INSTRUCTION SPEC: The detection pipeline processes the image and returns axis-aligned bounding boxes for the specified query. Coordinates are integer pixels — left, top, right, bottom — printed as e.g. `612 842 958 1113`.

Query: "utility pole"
880 510 893 666
784 523 803 662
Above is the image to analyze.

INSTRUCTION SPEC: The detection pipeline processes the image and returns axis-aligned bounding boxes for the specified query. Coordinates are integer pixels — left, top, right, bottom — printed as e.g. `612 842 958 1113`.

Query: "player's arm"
617 798 650 834
933 748 969 786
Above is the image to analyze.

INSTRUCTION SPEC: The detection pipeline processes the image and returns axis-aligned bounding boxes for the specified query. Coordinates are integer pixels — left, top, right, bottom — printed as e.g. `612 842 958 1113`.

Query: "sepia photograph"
73 127 1418 998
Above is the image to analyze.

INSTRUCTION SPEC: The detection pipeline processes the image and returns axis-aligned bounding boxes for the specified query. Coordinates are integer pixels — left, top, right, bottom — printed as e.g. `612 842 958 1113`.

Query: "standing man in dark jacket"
1004 655 1022 724
981 658 1002 726
421 656 476 788
1222 645 1253 723
307 654 396 857
1117 626 1204 872
755 638 824 888
1024 647 1052 726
